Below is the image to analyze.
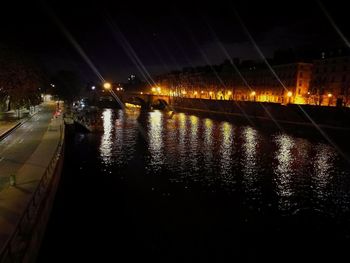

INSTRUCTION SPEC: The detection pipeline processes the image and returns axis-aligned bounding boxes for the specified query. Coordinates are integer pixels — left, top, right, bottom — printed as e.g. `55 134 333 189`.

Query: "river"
39 107 350 262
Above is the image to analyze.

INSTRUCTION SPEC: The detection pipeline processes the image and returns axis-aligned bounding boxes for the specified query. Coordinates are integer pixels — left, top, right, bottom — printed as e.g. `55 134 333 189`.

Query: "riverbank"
170 98 350 129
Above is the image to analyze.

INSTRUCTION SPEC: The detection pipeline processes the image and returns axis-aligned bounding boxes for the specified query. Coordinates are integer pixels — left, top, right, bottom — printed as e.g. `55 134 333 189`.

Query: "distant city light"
151 87 156 92
328 93 333 98
194 91 198 95
251 91 256 96
287 91 292 97
91 86 96 90
228 91 232 96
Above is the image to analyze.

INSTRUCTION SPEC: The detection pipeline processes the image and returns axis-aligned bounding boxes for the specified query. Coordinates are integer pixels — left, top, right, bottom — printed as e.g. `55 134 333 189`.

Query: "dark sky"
1 0 349 83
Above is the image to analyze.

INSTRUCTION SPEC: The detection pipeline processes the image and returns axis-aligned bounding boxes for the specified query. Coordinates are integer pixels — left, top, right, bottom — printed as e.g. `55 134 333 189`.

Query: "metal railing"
0 121 65 263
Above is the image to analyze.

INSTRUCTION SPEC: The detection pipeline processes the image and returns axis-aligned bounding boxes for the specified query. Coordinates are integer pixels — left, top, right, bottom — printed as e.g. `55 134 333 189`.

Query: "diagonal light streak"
204 20 283 130
233 8 350 162
42 2 105 82
104 15 157 88
318 1 350 48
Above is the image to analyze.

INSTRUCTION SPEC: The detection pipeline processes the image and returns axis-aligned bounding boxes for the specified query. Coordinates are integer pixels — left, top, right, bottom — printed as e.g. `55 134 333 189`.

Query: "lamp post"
103 82 124 108
287 91 292 104
103 82 111 90
328 93 333 106
251 91 256 102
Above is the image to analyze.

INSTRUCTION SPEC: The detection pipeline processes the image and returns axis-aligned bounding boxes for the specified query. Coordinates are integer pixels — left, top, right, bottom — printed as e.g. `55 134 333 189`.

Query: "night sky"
1 1 349 83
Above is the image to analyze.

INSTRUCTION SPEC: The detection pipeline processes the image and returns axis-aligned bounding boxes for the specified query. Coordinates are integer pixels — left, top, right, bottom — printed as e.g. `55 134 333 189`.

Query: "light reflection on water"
219 122 234 185
97 108 350 217
312 144 335 204
274 134 295 211
241 126 261 201
147 110 164 172
100 109 113 165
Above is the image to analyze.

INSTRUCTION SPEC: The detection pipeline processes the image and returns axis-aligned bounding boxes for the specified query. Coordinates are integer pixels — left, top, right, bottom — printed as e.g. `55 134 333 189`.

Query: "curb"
0 109 40 141
0 122 22 141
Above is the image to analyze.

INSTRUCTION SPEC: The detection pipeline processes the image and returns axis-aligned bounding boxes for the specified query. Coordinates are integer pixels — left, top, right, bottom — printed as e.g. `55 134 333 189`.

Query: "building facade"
153 53 350 107
311 56 350 106
156 62 314 105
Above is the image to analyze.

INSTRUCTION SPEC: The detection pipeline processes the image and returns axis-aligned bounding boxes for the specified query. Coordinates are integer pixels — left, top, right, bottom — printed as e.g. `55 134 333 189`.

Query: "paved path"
0 105 53 184
0 102 63 248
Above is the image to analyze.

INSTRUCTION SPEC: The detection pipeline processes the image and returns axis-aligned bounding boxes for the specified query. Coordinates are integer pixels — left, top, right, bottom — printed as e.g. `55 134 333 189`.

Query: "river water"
40 107 350 262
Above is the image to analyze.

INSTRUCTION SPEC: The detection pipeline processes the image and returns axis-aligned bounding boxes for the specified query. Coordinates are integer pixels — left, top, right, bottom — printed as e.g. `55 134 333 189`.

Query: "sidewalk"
0 107 64 250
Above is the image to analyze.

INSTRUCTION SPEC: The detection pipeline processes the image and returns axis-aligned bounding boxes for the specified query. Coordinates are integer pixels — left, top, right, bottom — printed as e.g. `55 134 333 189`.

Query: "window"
298 88 301 95
299 72 303 78
299 81 302 87
342 75 347 82
331 76 335 82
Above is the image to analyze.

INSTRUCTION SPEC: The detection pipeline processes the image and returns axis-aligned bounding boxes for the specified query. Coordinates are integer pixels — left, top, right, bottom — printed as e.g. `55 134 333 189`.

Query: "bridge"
114 92 171 110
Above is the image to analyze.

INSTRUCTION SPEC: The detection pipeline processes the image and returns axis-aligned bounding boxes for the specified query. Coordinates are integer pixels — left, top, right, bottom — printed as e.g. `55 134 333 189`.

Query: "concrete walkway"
0 102 64 249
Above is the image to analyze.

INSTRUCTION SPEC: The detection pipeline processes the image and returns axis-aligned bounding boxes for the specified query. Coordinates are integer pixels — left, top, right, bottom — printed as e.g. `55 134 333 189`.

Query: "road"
0 103 55 188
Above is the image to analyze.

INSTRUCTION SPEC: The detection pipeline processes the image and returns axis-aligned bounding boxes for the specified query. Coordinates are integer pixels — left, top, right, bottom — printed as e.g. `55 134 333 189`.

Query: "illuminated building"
311 54 350 106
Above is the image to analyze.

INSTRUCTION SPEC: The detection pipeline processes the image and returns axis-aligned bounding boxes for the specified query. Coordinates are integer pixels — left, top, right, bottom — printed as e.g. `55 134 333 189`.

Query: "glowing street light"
103 82 111 90
151 87 156 92
156 87 161 93
287 91 293 104
228 91 232 95
328 93 333 98
91 86 96 90
251 91 256 96
194 91 198 95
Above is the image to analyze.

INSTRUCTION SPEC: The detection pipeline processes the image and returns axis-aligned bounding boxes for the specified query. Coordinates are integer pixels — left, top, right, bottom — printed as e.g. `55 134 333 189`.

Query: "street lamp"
91 86 96 90
103 82 111 90
250 91 256 101
287 91 292 104
328 93 333 106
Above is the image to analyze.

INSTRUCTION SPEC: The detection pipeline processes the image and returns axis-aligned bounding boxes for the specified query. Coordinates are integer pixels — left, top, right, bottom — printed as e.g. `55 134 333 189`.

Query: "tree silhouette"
0 46 44 111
